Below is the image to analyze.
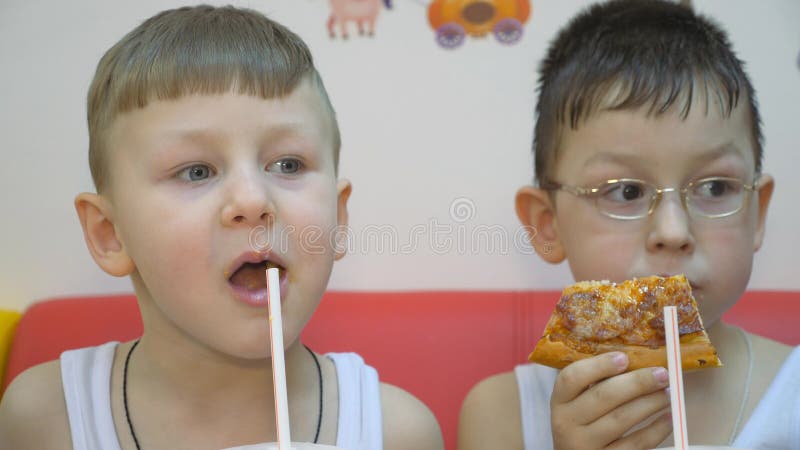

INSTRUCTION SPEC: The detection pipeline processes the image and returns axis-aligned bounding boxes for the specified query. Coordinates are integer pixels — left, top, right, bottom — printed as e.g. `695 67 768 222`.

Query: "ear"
74 193 135 276
334 179 352 261
752 174 774 252
515 186 565 263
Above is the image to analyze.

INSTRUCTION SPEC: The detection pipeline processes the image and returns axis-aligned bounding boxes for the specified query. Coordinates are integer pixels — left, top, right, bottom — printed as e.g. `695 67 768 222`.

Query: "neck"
705 320 744 363
130 336 315 412
675 321 753 446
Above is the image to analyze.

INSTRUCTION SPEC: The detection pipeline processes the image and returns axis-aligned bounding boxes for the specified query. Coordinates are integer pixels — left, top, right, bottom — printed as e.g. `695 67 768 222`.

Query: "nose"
645 192 695 253
220 169 274 227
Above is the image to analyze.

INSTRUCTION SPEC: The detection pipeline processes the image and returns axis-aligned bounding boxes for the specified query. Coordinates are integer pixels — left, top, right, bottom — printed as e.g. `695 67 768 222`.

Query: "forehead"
553 94 757 181
105 80 335 159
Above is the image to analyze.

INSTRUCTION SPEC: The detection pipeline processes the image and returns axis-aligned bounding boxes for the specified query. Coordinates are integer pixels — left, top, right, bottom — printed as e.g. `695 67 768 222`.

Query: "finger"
551 352 629 405
605 412 672 450
588 389 671 444
569 366 670 422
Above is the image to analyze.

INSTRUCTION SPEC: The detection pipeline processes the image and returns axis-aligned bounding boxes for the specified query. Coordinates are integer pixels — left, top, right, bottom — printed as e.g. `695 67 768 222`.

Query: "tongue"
229 263 268 290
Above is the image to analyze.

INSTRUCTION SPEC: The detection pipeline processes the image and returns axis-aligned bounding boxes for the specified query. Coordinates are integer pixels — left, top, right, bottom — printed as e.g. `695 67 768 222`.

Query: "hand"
550 352 672 450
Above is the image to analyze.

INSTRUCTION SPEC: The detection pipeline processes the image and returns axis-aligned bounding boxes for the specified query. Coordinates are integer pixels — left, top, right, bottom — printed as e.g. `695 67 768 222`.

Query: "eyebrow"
153 123 320 158
160 128 224 146
582 152 643 169
162 123 309 142
582 143 747 169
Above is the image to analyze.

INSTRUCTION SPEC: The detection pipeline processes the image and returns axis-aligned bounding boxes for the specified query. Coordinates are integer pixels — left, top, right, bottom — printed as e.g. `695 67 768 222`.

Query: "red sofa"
3 291 799 450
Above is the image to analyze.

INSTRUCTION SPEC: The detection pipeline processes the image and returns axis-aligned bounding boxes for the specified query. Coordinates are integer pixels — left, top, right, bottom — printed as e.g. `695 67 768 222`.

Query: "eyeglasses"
540 177 760 220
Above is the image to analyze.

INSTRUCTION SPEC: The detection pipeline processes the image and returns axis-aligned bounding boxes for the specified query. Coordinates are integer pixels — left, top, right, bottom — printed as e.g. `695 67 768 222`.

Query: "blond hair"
87 5 340 192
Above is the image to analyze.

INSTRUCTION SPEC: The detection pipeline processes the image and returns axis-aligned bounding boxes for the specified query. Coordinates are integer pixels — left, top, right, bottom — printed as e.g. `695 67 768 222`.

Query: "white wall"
1 0 798 309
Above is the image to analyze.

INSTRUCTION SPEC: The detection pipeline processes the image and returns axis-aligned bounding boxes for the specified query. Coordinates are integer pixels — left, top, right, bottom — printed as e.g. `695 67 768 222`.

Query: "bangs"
91 5 313 119
549 53 743 129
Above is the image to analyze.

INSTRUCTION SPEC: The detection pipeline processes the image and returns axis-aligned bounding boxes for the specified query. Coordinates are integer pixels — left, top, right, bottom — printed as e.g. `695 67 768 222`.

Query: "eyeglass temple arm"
539 179 598 196
538 179 558 189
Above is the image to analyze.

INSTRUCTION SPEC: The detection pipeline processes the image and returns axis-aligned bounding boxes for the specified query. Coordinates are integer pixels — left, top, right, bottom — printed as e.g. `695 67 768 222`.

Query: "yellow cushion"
0 309 22 398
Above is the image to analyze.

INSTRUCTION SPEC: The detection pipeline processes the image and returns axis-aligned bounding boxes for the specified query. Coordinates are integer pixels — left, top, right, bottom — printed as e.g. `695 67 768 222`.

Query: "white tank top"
60 342 383 450
515 347 800 450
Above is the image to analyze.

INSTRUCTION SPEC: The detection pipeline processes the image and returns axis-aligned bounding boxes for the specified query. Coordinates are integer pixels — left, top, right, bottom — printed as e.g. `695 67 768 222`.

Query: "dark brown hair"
533 0 761 184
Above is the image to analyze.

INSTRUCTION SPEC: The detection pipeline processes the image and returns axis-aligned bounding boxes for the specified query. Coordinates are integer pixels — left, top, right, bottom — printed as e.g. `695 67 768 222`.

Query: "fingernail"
612 352 628 368
652 367 669 385
665 387 671 399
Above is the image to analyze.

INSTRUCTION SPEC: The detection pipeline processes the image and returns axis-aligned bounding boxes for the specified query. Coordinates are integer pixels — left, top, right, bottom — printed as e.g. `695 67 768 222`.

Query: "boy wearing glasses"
459 1 799 449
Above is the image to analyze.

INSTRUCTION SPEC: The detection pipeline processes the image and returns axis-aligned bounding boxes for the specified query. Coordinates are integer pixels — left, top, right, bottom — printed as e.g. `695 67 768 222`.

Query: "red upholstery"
3 291 799 450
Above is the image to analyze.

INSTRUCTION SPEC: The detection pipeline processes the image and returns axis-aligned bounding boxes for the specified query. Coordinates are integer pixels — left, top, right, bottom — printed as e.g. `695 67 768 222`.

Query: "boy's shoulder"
458 370 523 450
0 359 72 449
379 382 444 450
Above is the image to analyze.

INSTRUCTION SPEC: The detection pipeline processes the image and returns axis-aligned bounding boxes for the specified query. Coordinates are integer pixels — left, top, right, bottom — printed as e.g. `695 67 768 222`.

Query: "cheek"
117 191 214 289
693 225 754 323
567 234 639 282
696 225 754 285
279 184 339 252
557 209 641 282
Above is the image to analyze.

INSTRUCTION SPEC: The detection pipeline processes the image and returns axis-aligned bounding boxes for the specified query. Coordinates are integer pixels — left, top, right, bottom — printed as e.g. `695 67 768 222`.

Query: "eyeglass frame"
539 176 761 220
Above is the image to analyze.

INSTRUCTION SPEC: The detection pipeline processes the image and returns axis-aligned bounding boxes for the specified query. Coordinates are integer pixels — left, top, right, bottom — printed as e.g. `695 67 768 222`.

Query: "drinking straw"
266 266 291 450
664 305 689 450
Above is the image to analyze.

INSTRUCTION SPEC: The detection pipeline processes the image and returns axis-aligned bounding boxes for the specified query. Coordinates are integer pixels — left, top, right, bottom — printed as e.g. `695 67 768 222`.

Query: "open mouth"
228 261 286 291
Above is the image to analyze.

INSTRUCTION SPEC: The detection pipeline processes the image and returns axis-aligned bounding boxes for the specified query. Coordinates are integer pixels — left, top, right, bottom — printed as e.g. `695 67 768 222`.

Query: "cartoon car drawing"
428 0 531 48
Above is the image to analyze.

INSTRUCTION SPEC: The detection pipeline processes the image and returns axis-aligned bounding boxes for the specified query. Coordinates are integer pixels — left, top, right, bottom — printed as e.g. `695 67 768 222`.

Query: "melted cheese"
550 275 703 349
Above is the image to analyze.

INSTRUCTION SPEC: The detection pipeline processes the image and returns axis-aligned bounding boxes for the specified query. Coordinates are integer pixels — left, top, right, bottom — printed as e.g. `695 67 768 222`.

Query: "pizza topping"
557 291 637 340
552 275 703 348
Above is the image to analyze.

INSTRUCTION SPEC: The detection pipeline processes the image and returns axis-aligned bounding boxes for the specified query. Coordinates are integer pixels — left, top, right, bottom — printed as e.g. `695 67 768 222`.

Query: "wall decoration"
328 0 393 38
427 0 531 48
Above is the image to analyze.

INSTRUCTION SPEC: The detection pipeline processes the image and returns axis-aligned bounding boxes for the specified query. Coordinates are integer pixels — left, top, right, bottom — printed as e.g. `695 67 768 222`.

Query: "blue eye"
178 164 213 181
270 158 304 174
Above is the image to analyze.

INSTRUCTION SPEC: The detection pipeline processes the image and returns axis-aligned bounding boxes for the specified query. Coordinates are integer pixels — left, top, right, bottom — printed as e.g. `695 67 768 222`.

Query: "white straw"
664 306 689 450
266 267 291 450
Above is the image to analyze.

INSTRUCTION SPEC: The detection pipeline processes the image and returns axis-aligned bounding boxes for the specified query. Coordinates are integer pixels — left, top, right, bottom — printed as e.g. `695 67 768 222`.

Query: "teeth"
266 261 279 270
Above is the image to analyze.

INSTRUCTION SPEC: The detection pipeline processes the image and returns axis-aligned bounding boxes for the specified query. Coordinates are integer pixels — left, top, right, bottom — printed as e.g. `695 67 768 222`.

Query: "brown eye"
621 183 642 200
600 181 647 203
693 178 742 199
689 178 747 217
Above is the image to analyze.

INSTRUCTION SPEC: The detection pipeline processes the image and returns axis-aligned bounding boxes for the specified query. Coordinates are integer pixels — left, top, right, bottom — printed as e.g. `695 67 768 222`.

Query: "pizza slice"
528 274 722 371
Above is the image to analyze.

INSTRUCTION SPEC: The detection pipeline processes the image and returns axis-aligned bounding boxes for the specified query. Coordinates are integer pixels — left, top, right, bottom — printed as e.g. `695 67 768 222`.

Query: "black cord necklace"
123 340 323 449
305 344 323 444
122 340 141 450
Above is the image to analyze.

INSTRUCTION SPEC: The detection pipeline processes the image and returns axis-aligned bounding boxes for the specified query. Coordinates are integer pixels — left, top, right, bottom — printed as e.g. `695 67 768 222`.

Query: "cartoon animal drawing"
328 0 393 38
428 0 531 48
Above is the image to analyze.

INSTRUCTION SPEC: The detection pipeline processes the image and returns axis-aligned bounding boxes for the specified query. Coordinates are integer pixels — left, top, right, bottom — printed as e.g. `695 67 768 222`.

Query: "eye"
599 180 648 203
269 158 304 175
178 164 213 182
693 178 742 199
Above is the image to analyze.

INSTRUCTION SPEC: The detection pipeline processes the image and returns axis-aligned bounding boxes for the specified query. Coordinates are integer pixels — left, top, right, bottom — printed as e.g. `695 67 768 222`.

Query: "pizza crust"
529 331 722 371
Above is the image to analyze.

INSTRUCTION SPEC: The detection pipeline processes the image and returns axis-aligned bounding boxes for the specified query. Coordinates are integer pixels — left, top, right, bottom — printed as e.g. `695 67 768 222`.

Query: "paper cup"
221 443 345 450
658 446 749 449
